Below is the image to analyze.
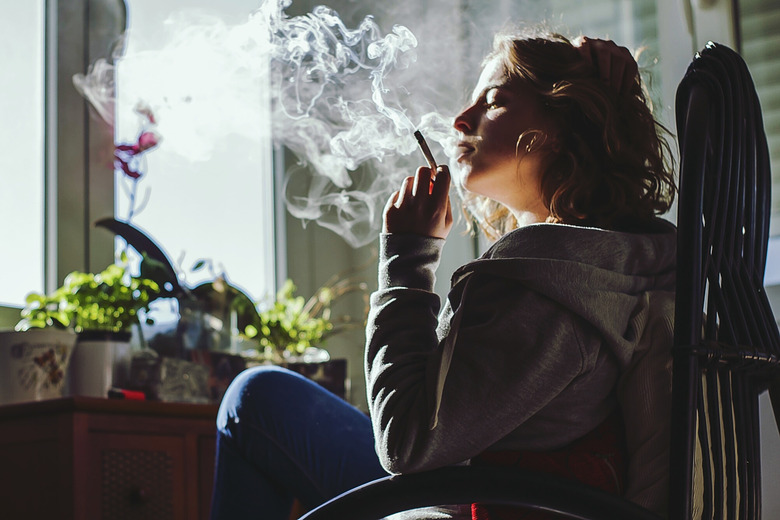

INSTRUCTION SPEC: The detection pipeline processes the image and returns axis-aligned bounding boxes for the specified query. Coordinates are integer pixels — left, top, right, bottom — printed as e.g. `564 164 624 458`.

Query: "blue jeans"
209 365 388 519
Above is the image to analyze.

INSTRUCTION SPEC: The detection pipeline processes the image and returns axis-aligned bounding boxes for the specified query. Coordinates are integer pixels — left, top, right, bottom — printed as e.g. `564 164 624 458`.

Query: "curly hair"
461 30 677 238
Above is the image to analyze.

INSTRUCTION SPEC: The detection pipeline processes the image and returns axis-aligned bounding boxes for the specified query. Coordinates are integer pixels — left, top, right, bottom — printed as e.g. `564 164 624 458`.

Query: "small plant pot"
0 329 77 405
66 331 132 398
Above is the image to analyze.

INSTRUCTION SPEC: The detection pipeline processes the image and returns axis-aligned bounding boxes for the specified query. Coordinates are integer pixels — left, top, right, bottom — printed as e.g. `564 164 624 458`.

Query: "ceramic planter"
0 329 77 405
66 331 132 398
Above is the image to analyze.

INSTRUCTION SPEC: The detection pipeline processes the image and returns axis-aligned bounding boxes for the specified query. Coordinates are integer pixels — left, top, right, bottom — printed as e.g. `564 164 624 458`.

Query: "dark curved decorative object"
669 41 780 520
95 217 186 298
301 466 662 520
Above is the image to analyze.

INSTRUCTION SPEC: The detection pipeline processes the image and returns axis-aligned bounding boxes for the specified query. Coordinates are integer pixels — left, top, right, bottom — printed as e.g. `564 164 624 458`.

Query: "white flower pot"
66 332 132 398
0 329 77 405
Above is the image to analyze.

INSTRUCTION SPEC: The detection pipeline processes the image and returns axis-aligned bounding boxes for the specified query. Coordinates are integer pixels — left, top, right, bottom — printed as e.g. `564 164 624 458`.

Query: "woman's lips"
456 141 475 161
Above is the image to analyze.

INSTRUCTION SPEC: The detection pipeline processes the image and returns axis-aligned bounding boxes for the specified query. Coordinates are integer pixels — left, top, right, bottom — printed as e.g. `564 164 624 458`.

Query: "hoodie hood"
448 219 676 368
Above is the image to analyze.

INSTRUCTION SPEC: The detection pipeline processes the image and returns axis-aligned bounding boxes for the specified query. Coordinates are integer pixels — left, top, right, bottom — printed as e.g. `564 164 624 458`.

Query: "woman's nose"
453 107 474 133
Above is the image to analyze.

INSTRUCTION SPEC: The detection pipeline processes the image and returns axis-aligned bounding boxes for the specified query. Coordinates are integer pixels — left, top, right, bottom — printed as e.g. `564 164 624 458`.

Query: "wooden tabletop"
0 396 219 420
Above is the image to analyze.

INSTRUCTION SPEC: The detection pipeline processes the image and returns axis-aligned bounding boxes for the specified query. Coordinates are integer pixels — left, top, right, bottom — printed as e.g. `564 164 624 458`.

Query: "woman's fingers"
412 166 434 196
382 165 452 238
431 165 450 205
395 176 414 207
436 166 453 230
575 37 638 95
609 44 636 93
610 56 626 92
595 43 612 83
385 189 400 212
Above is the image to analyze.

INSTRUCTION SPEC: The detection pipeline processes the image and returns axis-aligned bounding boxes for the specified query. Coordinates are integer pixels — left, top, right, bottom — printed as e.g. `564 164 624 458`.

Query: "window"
0 2 45 309
2 0 776 317
738 0 780 284
0 1 126 328
117 0 276 303
0 1 277 329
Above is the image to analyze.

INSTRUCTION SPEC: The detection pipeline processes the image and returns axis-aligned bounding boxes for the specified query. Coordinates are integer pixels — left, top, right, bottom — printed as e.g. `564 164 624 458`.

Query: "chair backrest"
671 42 780 520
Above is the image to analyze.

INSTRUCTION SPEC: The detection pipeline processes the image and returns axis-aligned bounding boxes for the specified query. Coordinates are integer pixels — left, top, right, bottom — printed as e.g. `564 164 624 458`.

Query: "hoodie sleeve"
365 233 589 475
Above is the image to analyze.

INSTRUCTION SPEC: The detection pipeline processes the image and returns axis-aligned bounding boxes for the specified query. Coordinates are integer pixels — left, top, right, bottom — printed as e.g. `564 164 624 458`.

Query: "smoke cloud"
74 1 662 247
74 0 485 247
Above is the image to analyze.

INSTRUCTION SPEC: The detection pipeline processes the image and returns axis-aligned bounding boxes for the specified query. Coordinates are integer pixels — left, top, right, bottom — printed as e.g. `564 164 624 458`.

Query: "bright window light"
0 1 44 308
117 0 275 303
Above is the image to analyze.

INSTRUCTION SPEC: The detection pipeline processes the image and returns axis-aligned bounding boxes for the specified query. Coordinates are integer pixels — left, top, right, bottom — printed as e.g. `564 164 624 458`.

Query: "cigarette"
414 130 438 170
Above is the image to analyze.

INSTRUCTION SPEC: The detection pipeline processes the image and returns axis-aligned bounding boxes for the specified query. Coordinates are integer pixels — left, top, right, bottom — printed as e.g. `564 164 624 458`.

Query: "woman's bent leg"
209 365 387 520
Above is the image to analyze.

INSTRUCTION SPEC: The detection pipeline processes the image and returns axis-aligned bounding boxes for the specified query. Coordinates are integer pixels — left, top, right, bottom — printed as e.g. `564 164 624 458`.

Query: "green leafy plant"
89 218 370 358
244 276 368 360
16 260 160 334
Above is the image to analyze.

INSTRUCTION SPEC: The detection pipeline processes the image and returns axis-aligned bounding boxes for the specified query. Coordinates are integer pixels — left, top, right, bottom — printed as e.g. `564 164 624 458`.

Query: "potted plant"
245 278 367 362
92 217 370 401
237 276 368 399
90 219 257 366
17 257 160 398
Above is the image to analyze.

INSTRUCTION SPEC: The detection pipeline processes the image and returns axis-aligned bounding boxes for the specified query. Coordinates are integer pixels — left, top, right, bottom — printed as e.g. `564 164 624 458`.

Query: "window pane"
0 1 44 308
117 0 275 304
739 0 780 237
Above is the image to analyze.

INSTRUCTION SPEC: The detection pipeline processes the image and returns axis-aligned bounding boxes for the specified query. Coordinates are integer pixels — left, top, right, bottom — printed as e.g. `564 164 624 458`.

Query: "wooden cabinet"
0 397 218 520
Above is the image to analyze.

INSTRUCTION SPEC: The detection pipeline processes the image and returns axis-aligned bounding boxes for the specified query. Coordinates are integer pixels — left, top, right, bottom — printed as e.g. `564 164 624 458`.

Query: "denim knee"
216 365 307 437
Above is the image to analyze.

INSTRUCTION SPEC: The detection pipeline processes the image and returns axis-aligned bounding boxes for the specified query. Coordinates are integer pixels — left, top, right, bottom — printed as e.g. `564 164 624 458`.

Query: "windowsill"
0 306 21 330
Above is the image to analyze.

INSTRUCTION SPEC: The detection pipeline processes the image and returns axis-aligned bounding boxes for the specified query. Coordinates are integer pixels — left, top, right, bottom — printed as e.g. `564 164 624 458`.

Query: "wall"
762 285 780 518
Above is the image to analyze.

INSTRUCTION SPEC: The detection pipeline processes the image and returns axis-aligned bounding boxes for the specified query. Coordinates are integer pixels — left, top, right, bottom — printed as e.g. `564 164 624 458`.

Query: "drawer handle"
129 486 150 504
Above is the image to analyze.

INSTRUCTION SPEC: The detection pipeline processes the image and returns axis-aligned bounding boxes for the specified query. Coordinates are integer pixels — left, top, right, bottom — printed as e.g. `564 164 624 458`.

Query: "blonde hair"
461 29 676 239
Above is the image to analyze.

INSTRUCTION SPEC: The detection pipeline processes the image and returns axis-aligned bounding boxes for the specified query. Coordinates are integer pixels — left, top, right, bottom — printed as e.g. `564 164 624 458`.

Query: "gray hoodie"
365 219 676 478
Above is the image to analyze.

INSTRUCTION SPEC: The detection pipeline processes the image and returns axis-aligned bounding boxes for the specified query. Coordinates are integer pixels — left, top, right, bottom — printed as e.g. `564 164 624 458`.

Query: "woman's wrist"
378 233 444 291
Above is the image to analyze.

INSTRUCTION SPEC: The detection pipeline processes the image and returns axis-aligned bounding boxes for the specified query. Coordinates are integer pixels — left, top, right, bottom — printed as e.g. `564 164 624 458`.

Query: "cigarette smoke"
73 0 488 247
73 1 662 248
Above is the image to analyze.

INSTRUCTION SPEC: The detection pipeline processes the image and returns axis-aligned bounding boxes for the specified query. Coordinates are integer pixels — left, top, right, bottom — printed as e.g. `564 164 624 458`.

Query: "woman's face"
453 57 552 221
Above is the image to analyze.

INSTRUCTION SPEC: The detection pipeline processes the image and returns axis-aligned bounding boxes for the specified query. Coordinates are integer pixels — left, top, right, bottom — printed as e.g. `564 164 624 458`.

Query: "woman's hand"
383 165 453 239
575 37 638 96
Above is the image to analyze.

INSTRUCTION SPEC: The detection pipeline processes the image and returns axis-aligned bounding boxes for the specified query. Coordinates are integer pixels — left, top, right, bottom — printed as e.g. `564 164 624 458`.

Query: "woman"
210 30 676 520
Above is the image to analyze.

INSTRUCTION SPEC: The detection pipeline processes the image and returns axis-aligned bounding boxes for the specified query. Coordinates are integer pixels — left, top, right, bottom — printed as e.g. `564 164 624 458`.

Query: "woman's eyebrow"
471 83 506 103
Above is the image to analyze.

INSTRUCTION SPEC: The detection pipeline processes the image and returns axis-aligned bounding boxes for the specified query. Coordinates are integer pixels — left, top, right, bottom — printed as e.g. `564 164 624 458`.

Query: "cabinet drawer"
87 433 186 520
0 398 218 520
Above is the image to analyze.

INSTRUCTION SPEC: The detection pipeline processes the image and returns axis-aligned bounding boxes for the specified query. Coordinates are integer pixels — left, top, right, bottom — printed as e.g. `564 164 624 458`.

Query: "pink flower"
114 130 161 179
138 131 159 151
114 145 142 178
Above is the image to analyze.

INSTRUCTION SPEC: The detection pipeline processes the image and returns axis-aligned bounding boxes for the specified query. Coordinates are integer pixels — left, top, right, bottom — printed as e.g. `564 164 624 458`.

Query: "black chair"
299 42 780 520
670 42 780 520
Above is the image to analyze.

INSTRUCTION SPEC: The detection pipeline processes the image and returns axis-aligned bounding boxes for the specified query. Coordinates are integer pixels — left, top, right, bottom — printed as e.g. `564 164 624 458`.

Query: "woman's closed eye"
484 87 508 110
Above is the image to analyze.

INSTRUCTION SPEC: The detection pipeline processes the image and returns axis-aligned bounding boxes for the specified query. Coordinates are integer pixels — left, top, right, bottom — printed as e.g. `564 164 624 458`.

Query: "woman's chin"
457 170 488 196
450 164 470 186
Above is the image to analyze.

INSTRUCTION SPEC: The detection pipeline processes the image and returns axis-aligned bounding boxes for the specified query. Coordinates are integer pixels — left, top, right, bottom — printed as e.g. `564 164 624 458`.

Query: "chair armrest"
299 466 664 520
